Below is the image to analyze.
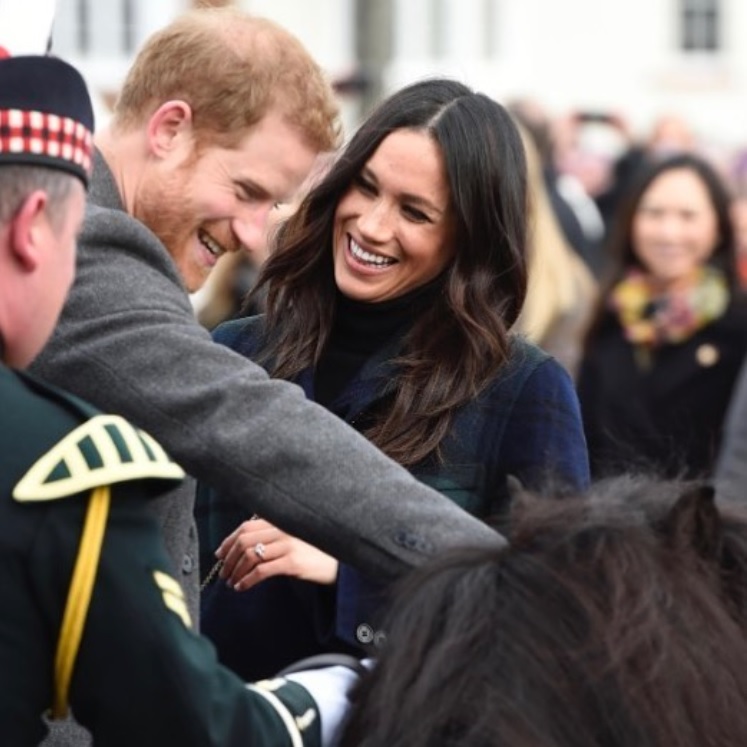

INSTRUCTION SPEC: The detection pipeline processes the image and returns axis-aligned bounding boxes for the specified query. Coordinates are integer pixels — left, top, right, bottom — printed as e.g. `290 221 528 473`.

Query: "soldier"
0 50 358 747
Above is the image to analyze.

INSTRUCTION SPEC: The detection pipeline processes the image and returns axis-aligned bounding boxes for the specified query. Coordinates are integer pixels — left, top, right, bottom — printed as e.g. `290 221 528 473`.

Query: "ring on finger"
253 542 266 561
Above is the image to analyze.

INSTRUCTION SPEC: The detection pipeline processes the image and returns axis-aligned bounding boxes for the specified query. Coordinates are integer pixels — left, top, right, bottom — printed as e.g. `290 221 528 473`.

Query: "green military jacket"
0 365 321 746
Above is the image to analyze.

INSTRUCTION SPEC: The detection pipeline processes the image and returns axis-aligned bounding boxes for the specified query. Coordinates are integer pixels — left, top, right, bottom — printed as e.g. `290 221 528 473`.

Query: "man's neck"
94 127 144 216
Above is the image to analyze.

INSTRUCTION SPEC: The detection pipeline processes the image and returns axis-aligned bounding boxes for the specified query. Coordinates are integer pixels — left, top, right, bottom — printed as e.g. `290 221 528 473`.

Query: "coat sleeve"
716 357 747 502
30 208 504 582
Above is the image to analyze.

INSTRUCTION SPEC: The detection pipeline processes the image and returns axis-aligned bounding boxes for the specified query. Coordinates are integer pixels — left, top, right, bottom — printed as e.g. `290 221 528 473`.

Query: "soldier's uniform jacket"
0 365 321 747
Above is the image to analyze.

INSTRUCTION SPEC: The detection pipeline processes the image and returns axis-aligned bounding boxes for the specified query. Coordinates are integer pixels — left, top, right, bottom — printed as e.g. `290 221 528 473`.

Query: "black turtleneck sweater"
314 281 443 408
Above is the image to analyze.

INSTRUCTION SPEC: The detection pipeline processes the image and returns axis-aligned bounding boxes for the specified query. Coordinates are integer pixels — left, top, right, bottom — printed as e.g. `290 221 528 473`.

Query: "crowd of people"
6 3 747 746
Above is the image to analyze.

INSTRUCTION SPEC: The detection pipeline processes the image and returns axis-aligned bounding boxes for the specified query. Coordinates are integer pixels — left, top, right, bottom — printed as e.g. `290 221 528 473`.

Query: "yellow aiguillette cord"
51 485 111 719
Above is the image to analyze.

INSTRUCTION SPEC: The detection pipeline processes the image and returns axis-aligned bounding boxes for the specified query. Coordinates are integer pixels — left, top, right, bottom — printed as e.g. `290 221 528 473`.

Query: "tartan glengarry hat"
0 51 94 186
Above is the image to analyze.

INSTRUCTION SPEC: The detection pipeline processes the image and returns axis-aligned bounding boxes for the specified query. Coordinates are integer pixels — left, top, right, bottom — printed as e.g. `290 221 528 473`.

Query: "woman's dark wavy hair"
250 77 528 465
340 476 747 747
585 152 737 346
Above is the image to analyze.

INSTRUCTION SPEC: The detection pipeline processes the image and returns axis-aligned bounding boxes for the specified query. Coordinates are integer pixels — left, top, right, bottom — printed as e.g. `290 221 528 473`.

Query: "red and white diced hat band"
0 47 95 186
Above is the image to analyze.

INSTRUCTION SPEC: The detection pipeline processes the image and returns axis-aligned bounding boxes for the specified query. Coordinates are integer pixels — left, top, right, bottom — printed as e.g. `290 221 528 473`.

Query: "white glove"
284 659 374 747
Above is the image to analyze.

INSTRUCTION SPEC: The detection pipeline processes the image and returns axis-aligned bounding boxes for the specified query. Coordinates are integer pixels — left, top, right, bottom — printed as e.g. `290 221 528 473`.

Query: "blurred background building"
49 0 746 151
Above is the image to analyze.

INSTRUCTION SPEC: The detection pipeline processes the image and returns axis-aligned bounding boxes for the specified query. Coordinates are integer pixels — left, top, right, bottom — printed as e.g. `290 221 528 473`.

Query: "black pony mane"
340 475 747 747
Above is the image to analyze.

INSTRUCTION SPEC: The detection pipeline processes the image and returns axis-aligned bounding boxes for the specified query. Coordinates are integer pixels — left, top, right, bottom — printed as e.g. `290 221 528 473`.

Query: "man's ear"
660 484 722 561
9 190 48 271
146 100 194 158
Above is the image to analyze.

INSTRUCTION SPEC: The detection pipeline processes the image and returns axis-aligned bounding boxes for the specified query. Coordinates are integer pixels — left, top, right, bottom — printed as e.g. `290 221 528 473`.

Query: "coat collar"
298 334 403 424
90 147 126 212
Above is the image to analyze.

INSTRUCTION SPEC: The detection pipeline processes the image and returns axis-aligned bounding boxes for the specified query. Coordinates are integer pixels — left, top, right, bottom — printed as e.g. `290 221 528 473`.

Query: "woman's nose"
357 200 392 242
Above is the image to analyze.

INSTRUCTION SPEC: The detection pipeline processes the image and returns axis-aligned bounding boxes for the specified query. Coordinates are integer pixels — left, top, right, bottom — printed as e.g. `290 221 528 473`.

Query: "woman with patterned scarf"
577 153 747 479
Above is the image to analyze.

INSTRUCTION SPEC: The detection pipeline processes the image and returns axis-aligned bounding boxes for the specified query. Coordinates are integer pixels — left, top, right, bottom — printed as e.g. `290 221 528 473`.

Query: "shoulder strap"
13 414 183 502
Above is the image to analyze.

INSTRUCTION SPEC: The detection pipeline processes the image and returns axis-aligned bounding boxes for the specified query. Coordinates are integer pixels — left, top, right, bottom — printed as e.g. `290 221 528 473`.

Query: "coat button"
696 344 719 367
356 623 374 644
394 530 431 553
356 624 387 647
181 554 194 574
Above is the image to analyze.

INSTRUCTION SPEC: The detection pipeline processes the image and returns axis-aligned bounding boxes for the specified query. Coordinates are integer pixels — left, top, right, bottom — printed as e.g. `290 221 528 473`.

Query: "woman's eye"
403 206 430 223
354 175 376 195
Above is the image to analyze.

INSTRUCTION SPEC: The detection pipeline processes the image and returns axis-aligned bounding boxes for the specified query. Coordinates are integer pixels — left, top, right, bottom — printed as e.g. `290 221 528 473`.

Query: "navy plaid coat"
196 316 590 677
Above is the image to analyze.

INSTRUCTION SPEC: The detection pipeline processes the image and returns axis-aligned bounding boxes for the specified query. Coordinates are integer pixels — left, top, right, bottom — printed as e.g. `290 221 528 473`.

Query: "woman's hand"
214 518 339 591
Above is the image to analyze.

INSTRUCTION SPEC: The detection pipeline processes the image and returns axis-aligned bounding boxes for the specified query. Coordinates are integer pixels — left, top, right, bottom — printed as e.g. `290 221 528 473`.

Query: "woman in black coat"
577 153 747 479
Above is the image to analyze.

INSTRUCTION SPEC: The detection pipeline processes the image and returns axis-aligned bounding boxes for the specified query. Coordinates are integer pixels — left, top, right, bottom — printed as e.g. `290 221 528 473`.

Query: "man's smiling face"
135 110 318 292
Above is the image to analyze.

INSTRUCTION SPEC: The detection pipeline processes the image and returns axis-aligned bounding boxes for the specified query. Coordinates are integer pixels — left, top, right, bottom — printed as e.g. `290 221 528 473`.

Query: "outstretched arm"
31 206 505 582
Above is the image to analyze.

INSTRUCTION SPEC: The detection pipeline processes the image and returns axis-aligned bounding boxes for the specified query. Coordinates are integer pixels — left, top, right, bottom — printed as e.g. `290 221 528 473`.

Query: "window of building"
680 0 721 52
55 0 138 57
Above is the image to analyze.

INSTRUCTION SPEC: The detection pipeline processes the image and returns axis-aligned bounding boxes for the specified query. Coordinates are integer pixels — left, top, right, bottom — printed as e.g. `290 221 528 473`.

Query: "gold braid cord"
51 485 111 719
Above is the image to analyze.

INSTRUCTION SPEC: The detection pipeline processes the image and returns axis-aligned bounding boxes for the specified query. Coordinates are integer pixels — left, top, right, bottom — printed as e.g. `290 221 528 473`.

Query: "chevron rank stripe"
12 414 184 502
153 570 193 629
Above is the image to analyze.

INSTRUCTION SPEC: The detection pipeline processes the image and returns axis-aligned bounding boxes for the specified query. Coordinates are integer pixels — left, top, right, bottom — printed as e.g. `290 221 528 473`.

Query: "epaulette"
13 414 184 502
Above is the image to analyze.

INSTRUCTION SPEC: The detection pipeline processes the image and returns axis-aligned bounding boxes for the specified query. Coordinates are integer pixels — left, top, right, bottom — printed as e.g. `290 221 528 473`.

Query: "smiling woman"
577 153 747 479
195 78 590 681
332 129 456 304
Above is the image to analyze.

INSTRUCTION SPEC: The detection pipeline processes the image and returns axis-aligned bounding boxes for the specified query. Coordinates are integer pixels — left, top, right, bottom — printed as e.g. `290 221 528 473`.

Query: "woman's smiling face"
632 167 720 289
332 128 457 303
